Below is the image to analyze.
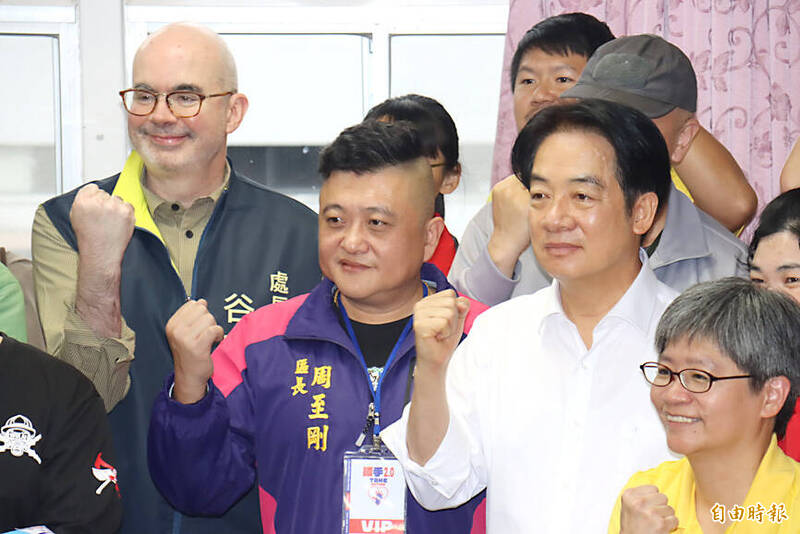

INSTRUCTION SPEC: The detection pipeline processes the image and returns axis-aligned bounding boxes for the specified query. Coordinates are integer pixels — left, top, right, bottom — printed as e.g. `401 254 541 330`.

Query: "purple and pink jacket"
148 264 487 533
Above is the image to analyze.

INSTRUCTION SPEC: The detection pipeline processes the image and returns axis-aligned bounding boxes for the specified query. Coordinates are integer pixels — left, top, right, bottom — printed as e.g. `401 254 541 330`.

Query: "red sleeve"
463 297 489 334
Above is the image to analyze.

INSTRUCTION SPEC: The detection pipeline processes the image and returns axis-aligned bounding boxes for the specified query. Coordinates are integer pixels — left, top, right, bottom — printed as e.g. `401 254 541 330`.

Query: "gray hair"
655 277 800 438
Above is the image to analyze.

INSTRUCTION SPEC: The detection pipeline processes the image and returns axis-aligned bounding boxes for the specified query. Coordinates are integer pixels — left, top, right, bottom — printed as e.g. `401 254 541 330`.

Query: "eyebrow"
570 176 604 188
365 206 394 217
749 262 800 272
321 204 395 217
174 83 203 92
132 82 203 93
518 63 579 75
530 174 605 187
321 204 342 214
660 352 717 371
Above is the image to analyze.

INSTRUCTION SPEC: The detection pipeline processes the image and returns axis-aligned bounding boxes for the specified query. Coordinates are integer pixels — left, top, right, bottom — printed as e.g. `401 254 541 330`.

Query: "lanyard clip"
355 402 376 448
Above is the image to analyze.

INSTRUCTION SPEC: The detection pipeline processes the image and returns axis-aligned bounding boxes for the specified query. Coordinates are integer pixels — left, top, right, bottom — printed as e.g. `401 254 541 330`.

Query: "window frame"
124 3 508 118
0 4 82 193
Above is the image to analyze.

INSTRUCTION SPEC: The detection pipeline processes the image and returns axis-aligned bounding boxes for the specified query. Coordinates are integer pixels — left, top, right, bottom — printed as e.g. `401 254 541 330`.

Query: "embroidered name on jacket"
0 414 42 464
291 357 334 452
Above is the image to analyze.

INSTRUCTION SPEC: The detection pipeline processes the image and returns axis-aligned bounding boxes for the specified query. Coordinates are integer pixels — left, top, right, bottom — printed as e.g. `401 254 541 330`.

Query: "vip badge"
343 456 406 534
0 414 42 464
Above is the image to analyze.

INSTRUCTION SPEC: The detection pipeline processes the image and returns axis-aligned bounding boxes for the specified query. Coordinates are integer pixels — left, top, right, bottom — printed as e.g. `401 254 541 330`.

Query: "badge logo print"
0 414 42 464
92 452 120 496
368 484 389 505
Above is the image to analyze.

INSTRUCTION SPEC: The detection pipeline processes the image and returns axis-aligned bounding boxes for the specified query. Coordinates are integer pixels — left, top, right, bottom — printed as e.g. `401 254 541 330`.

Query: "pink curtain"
491 0 800 234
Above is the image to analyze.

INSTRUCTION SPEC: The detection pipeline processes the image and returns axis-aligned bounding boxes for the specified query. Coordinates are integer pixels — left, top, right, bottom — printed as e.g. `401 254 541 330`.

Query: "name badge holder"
338 285 427 534
342 441 406 534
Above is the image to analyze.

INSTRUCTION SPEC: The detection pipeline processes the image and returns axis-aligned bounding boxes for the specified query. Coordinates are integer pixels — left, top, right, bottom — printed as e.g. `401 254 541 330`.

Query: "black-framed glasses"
640 361 752 393
119 89 235 118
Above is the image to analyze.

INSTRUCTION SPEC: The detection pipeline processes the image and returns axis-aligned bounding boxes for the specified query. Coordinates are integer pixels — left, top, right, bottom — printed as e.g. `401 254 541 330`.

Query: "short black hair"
655 277 800 439
749 188 800 263
510 12 614 91
511 98 671 216
364 94 459 174
318 119 425 179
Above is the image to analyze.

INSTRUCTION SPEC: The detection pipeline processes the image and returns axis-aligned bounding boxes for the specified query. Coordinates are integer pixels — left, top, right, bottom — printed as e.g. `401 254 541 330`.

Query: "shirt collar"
649 183 711 268
140 160 231 216
603 250 663 334
540 250 662 337
677 434 794 530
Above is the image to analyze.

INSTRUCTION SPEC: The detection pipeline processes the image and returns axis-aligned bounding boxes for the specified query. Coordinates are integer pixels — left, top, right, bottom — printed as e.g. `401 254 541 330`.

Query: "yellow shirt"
672 168 693 201
609 436 800 533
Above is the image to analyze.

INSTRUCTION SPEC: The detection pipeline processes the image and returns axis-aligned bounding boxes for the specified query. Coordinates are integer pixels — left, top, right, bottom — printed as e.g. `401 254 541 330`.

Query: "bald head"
126 22 249 183
134 22 237 91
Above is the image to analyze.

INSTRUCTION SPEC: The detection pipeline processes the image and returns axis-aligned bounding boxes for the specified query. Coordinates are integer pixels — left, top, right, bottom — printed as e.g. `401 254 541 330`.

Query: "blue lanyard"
338 282 427 436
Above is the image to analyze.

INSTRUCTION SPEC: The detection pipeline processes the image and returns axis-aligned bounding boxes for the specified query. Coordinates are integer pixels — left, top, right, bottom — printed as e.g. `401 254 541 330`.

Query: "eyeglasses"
640 361 752 393
119 89 235 118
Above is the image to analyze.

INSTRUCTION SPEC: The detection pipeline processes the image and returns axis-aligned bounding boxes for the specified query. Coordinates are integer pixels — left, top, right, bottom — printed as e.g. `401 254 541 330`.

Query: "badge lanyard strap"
338 282 427 436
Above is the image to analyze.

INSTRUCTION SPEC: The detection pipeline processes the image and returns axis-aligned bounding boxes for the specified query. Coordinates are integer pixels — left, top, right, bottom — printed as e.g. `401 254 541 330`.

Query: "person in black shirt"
0 334 121 533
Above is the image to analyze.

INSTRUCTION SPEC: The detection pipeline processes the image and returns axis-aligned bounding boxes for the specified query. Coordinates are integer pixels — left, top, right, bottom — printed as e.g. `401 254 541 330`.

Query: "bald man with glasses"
31 22 320 534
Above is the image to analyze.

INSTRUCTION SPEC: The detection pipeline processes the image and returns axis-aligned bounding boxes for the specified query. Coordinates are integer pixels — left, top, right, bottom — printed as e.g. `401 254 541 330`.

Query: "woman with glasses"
608 277 800 533
364 94 462 274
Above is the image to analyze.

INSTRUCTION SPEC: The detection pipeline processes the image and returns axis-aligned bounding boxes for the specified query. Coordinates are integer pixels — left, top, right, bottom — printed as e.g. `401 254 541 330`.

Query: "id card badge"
342 444 406 534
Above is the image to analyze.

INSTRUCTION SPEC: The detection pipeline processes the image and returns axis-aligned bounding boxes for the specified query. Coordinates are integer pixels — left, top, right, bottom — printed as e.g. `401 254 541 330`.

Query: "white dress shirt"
383 254 680 533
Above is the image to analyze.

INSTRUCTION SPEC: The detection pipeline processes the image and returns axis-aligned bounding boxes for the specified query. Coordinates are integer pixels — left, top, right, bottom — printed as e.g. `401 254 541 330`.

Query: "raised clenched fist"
166 299 224 404
413 289 470 372
619 485 679 534
70 183 135 266
488 175 532 277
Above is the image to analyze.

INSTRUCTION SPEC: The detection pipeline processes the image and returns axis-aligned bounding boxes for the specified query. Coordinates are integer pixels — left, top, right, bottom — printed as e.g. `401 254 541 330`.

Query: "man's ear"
225 93 249 134
439 163 461 195
422 216 445 262
761 376 791 419
631 191 659 237
670 115 700 165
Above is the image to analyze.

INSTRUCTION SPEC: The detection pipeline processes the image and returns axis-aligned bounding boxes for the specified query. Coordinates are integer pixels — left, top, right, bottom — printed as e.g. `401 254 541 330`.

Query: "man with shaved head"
32 23 320 533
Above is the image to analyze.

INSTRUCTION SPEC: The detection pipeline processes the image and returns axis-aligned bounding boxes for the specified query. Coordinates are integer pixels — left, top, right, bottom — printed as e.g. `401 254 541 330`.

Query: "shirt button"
185 230 194 238
171 203 180 211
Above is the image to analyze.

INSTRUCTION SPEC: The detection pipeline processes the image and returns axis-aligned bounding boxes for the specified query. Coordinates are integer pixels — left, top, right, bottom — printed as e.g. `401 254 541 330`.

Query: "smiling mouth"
148 133 188 146
665 414 700 424
339 259 370 271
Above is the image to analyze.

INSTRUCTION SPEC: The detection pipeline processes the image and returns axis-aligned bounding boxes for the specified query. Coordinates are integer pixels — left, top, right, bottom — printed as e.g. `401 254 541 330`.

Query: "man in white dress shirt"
382 99 680 533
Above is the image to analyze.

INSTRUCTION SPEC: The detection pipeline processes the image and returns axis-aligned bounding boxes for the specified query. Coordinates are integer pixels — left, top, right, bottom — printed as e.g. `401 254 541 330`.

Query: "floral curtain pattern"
491 0 800 233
